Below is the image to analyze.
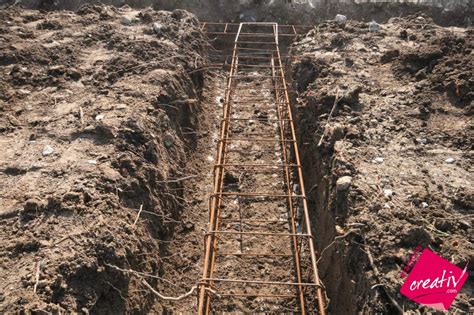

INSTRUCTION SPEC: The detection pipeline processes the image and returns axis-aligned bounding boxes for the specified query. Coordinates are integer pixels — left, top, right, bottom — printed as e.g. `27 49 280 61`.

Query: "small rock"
121 16 132 25
95 114 105 121
42 145 54 156
421 202 429 208
416 16 426 23
334 14 347 24
459 220 471 230
383 189 393 198
183 221 194 231
336 176 352 192
153 23 164 34
368 21 380 33
86 160 97 165
164 133 174 148
348 116 360 124
445 157 455 164
415 138 427 144
373 157 384 164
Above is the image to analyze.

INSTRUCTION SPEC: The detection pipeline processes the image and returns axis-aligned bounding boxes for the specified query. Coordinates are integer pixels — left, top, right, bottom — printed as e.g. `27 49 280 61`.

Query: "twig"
54 232 80 245
317 89 341 147
133 207 181 224
105 263 179 289
142 280 197 301
317 230 355 264
33 260 43 294
105 263 207 301
132 204 143 226
366 248 403 314
156 175 198 184
79 106 84 128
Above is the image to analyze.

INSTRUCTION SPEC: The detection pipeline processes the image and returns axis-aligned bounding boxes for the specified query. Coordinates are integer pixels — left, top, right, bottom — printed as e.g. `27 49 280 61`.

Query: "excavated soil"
290 14 473 313
0 4 473 314
0 5 207 313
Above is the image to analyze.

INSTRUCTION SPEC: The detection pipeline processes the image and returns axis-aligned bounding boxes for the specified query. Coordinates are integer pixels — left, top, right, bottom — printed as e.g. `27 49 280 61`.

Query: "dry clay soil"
0 4 473 314
290 14 473 313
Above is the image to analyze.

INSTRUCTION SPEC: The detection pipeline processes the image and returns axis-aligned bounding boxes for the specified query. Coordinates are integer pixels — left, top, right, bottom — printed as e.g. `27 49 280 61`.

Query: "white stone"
153 23 163 34
42 145 54 156
95 114 105 121
373 157 384 164
421 202 429 208
369 21 380 33
335 14 347 24
336 176 352 192
445 157 455 164
383 189 393 198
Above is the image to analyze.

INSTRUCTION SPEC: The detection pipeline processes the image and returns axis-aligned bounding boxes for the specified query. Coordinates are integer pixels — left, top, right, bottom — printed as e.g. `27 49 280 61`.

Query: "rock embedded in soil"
42 145 54 156
336 176 352 192
164 133 174 148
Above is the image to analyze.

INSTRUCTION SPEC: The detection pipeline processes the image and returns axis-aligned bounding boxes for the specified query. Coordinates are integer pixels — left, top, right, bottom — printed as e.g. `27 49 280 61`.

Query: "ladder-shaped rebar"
198 22 326 314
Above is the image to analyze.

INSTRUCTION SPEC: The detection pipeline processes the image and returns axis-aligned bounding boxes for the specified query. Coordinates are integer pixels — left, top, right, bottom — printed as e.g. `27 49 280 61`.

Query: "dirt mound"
290 14 473 313
0 5 206 313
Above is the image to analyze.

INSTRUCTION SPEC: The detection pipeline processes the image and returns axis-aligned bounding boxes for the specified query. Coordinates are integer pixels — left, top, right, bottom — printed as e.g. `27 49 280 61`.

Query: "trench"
154 23 361 313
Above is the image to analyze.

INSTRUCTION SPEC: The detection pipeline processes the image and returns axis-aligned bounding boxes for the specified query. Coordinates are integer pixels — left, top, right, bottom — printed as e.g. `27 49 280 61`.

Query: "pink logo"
400 248 469 311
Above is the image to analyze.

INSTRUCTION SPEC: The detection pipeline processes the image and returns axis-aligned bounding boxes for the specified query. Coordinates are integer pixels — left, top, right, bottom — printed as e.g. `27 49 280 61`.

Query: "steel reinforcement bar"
198 22 326 314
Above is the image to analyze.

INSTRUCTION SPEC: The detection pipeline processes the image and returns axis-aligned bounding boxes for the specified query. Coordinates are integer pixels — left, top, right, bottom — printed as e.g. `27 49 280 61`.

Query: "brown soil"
290 13 473 313
0 5 207 313
0 4 473 314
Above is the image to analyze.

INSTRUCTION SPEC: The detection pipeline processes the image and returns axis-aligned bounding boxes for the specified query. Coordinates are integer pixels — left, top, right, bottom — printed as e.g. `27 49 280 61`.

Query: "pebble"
121 16 132 25
421 202 429 208
336 176 352 192
415 138 427 144
153 22 164 34
373 157 384 164
95 114 104 121
164 133 174 148
383 189 393 198
459 220 471 230
42 145 54 156
335 14 347 24
368 21 380 32
445 157 455 164
86 160 97 165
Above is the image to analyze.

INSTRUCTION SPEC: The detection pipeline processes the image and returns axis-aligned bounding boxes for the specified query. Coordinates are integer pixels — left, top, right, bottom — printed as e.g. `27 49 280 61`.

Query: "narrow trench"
154 26 357 314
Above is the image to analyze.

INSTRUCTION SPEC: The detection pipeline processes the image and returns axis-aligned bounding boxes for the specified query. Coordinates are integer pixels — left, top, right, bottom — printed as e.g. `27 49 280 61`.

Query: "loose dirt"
0 4 472 314
0 5 207 313
290 14 473 313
